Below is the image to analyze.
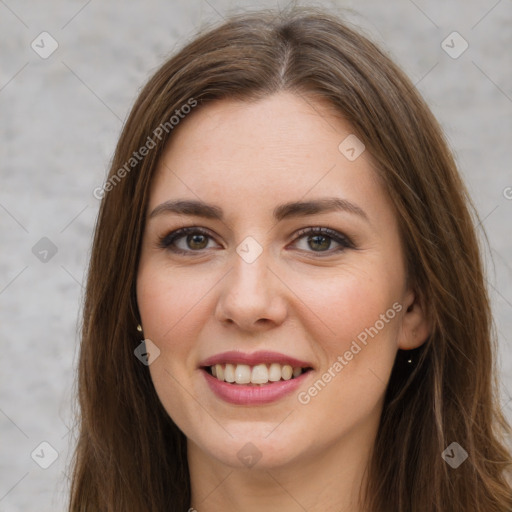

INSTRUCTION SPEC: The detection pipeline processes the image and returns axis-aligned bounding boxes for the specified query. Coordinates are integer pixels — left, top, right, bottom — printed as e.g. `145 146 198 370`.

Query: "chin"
190 424 309 470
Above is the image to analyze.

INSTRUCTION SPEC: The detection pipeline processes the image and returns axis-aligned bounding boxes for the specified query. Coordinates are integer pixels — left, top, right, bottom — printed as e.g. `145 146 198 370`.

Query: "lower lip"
202 369 311 405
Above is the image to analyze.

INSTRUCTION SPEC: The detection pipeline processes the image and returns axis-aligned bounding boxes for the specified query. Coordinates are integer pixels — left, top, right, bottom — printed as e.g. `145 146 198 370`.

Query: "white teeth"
235 364 251 384
281 364 293 380
209 363 306 384
251 364 269 384
215 364 223 381
268 363 282 382
224 363 235 383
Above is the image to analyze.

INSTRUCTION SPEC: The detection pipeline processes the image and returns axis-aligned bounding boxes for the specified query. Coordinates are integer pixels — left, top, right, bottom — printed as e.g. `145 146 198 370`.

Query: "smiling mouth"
203 363 313 386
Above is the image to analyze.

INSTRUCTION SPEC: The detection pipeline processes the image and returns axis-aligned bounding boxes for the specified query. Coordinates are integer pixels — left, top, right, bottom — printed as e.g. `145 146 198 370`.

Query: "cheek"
137 263 213 432
137 263 213 342
291 262 402 412
294 272 401 427
136 263 209 402
295 264 401 350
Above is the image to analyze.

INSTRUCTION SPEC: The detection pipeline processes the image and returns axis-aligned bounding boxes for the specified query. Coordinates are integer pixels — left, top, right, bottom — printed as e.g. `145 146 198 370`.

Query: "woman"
68 6 512 511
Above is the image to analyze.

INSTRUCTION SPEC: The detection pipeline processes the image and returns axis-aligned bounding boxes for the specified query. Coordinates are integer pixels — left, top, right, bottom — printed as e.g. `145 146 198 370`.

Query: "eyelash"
157 226 355 257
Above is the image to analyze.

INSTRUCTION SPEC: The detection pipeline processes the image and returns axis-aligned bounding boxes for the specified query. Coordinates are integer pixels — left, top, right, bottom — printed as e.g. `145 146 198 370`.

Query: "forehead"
149 92 386 224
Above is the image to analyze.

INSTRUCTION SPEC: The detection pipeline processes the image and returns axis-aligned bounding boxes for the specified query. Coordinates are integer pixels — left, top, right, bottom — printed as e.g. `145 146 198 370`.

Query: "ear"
398 289 431 350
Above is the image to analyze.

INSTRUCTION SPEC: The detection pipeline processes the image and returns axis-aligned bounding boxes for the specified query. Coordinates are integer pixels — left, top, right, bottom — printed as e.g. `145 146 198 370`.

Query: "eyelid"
291 226 354 247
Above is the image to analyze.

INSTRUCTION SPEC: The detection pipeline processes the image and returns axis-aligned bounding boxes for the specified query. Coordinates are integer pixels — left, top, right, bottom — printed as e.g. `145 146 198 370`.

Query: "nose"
214 249 288 332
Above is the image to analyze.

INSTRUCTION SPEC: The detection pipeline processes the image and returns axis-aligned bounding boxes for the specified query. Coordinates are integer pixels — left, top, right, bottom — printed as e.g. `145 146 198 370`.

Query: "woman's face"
137 92 425 471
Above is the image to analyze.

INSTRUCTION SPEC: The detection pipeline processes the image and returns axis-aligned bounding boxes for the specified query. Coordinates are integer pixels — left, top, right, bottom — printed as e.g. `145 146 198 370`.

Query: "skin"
136 92 430 512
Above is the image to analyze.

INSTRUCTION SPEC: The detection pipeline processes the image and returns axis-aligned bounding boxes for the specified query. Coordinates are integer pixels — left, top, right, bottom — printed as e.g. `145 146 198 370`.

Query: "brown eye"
307 234 332 251
187 233 209 250
158 227 219 254
291 227 354 256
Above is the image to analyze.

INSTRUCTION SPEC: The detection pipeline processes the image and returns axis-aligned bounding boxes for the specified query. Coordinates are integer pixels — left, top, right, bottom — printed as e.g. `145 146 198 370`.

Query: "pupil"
309 235 330 251
188 234 207 250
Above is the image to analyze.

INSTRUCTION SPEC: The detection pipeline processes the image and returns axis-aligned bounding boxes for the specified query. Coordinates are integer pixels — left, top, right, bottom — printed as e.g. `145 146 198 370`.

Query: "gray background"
1 0 511 510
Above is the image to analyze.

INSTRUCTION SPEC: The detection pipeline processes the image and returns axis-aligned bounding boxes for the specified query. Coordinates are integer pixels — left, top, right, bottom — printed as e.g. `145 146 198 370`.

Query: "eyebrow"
149 197 369 223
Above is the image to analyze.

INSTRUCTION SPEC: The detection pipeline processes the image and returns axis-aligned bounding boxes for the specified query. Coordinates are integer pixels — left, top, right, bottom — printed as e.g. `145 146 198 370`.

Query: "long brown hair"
68 6 512 511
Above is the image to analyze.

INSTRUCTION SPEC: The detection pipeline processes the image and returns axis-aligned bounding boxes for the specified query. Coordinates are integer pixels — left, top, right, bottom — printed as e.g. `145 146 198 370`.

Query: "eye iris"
308 234 331 251
188 233 208 250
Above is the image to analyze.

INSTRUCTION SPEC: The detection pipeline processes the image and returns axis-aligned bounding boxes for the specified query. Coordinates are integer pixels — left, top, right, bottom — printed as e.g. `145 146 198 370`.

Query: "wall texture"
0 0 511 510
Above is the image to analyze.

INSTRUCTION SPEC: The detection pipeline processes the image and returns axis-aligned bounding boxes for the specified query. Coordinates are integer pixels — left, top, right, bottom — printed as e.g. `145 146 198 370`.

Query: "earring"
407 330 417 364
137 324 143 333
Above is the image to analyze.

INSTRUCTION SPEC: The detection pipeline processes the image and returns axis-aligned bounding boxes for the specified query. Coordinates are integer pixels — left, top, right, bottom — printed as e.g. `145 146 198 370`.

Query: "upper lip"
200 350 313 369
